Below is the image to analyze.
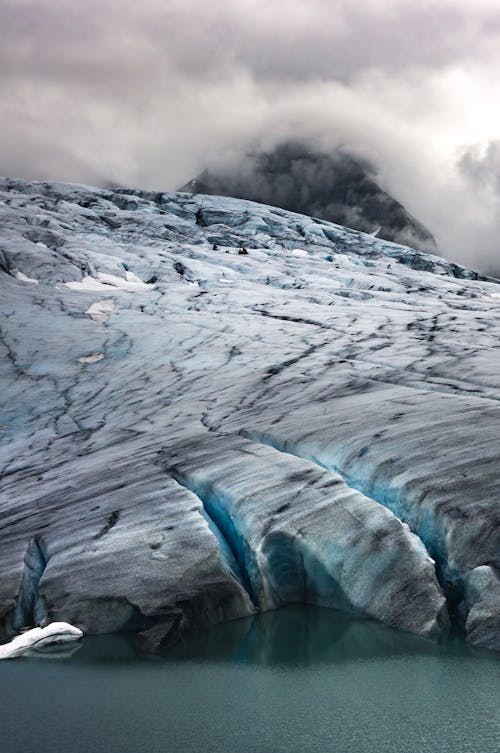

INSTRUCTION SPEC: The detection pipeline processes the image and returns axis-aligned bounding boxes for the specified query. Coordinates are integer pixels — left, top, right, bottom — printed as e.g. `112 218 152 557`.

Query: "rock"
136 617 182 654
179 140 437 251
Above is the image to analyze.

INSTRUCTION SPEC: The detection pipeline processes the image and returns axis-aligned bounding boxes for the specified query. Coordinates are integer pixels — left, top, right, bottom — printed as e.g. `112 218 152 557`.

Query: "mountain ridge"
180 141 437 252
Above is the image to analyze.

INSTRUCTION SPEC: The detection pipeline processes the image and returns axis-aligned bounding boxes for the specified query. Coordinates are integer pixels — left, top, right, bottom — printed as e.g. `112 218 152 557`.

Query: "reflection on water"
70 605 479 667
0 607 498 753
24 641 83 661
168 606 453 666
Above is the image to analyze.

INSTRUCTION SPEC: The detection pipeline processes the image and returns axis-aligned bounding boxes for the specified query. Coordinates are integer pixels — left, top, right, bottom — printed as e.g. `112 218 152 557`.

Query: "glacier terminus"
0 177 499 653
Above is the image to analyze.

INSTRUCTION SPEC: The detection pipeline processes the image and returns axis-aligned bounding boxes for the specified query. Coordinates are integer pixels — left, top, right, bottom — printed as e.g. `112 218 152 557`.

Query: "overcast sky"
1 0 500 273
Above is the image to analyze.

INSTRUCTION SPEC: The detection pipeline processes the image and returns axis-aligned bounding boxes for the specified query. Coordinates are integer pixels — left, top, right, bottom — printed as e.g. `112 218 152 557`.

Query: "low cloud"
458 140 500 195
1 0 500 273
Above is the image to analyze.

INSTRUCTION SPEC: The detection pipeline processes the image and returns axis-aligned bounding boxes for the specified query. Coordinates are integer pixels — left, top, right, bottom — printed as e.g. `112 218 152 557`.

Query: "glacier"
0 177 498 652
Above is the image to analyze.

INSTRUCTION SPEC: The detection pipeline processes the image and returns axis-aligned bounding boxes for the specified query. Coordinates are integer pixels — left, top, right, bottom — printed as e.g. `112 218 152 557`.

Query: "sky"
1 0 500 273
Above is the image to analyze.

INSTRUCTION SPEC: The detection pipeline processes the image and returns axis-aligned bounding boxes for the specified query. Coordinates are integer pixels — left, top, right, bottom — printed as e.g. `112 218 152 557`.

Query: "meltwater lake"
1 607 499 753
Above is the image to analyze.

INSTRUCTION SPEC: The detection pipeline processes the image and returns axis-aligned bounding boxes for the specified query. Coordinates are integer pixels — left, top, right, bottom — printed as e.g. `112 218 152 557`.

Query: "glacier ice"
165 435 447 636
0 622 82 660
0 176 498 651
464 566 500 651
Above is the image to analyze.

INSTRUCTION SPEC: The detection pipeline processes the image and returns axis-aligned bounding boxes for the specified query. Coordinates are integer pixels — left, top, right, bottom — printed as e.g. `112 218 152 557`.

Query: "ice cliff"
0 177 498 651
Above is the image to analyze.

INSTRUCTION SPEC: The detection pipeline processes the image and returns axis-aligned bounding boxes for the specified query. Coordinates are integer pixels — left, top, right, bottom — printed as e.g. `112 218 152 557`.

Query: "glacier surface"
0 177 498 651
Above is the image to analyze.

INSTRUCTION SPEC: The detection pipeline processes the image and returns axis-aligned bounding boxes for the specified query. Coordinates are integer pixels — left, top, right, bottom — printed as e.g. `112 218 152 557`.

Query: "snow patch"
65 276 112 292
78 352 105 364
65 271 154 293
0 623 83 660
14 271 39 284
85 300 115 323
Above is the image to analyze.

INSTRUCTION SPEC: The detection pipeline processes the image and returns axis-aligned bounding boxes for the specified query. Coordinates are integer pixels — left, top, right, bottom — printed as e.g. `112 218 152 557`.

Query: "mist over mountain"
180 142 436 252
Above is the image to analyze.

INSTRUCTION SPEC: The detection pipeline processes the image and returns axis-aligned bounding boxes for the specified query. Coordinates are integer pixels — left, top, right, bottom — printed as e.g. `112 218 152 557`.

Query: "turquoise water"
0 607 499 753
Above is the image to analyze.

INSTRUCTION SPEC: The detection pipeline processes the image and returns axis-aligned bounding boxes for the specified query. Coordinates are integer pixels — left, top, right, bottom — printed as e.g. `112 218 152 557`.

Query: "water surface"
0 607 498 753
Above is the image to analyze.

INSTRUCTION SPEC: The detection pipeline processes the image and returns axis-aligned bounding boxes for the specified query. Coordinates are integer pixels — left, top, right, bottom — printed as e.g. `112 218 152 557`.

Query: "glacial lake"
0 606 499 753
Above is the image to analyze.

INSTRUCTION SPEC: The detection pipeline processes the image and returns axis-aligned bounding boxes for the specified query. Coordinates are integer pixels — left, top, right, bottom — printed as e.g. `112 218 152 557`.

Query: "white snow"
125 270 149 286
65 271 153 293
14 270 39 284
65 276 112 292
78 352 105 364
0 622 83 659
85 300 116 323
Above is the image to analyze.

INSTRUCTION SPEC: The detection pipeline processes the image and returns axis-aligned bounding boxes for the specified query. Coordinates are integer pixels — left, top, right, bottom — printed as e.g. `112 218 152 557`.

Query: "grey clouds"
1 0 500 273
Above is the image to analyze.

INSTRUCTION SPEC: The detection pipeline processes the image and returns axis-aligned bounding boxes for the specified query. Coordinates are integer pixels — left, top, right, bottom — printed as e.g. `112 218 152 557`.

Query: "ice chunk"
0 622 83 660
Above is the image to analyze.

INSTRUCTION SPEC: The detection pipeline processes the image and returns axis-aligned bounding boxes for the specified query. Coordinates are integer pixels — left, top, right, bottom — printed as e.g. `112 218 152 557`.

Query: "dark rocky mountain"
180 141 436 251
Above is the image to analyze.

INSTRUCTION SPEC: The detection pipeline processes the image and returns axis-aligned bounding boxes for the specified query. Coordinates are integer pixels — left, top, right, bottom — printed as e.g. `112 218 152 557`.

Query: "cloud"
1 0 500 273
458 140 500 194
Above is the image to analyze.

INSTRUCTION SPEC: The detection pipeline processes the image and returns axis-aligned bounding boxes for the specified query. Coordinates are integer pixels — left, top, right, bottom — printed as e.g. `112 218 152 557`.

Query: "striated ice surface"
464 566 500 651
0 177 499 651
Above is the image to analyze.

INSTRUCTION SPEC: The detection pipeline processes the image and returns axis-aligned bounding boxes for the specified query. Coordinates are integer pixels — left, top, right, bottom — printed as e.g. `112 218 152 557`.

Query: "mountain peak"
180 141 436 252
